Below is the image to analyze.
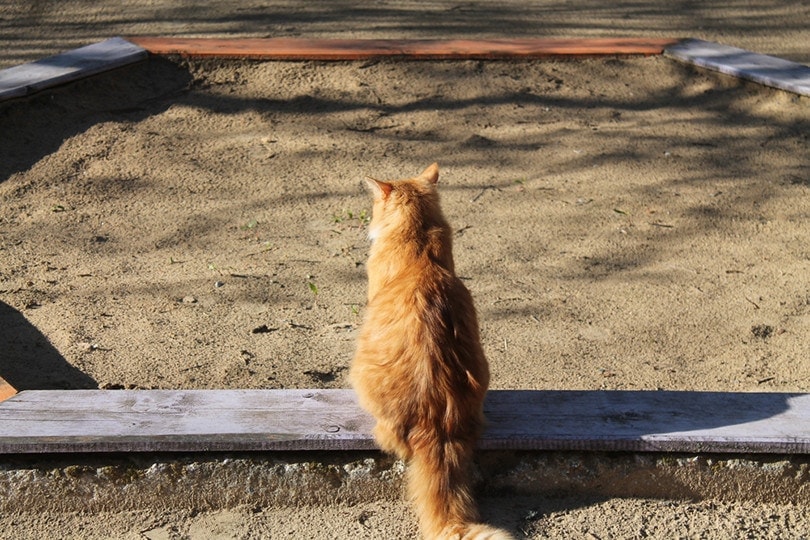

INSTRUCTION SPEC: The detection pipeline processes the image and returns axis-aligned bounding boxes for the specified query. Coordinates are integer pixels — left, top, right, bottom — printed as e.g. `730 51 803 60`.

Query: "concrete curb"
2 451 808 513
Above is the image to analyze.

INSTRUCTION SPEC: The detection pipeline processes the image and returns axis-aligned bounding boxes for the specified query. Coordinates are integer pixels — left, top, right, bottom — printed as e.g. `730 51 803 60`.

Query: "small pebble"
214 281 224 288
182 295 197 304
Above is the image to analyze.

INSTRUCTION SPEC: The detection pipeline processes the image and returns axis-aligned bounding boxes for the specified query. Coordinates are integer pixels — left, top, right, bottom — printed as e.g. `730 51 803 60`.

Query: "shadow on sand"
0 301 97 390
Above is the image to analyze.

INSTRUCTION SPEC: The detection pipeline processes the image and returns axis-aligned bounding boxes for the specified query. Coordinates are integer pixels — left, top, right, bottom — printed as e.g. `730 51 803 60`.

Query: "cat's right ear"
364 177 393 200
417 162 440 185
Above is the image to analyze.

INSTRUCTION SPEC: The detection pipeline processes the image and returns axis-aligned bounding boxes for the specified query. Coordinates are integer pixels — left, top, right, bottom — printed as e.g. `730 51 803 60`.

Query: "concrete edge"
2 451 808 513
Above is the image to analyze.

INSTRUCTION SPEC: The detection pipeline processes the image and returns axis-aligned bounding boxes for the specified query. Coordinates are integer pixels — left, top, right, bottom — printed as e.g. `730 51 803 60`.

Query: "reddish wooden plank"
0 377 16 403
126 37 681 60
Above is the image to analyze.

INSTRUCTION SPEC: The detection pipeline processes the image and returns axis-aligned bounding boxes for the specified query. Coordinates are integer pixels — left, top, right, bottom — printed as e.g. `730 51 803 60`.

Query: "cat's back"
358 253 485 382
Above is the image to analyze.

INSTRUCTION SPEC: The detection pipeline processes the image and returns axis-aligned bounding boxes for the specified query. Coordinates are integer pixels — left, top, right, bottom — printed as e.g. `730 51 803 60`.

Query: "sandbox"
0 37 809 537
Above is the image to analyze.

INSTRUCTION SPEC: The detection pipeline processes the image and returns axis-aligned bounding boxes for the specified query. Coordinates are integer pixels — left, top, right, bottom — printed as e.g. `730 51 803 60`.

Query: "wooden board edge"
125 37 684 60
0 435 378 454
2 434 807 455
0 37 148 103
0 423 803 454
0 377 17 403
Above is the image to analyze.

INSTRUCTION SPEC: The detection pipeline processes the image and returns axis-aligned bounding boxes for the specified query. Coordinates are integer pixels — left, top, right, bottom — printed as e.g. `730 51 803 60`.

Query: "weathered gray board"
0 389 808 454
0 37 146 101
665 38 810 96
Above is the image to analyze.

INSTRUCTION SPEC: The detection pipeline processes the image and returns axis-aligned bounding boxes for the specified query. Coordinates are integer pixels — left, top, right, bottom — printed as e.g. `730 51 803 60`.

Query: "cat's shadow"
0 301 97 390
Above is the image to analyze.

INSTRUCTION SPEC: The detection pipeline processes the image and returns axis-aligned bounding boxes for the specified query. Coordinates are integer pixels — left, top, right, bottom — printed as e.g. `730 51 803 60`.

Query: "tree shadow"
5 54 804 272
0 53 805 391
0 55 192 183
0 301 97 390
482 390 796 452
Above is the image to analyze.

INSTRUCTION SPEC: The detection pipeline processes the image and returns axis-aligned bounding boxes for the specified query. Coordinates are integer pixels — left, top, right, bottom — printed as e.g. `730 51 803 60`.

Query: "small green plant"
306 274 318 295
240 219 258 230
333 209 371 227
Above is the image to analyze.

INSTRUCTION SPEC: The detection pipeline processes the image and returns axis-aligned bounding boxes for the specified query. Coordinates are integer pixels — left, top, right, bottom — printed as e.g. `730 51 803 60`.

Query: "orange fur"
350 163 513 540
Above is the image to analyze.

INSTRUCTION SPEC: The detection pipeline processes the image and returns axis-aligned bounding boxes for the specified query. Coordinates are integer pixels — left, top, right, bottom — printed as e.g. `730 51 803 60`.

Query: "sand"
1 1 809 538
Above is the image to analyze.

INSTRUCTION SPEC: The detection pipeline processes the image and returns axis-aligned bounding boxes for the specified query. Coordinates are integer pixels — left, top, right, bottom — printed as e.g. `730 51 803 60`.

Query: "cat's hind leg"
372 420 412 460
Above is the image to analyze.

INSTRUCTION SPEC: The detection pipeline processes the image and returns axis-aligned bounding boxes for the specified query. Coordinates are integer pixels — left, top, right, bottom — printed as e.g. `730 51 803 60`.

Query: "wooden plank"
665 38 810 96
126 37 681 61
0 37 147 102
485 390 810 454
0 377 16 403
0 389 808 454
0 389 373 453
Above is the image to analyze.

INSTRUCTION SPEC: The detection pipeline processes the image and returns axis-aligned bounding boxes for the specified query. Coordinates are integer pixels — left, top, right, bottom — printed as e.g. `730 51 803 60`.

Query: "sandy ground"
1 1 809 538
5 498 810 540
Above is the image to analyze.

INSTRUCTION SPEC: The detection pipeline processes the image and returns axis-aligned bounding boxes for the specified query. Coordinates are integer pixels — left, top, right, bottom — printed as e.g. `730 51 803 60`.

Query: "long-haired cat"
350 163 513 540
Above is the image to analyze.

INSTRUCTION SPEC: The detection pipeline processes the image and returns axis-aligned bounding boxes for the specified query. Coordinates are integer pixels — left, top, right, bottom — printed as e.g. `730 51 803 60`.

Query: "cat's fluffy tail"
407 439 514 540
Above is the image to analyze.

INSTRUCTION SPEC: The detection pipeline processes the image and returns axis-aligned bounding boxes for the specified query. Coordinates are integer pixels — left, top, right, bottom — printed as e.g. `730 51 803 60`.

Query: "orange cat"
350 163 513 540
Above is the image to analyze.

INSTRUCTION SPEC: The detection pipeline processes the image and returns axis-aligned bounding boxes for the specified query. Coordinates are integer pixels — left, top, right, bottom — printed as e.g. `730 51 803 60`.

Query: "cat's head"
364 163 441 242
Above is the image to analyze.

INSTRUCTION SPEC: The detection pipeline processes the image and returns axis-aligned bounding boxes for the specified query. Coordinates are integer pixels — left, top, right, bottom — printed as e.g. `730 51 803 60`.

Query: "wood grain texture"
0 377 16 403
126 37 681 60
0 37 147 101
1 389 808 454
665 38 810 96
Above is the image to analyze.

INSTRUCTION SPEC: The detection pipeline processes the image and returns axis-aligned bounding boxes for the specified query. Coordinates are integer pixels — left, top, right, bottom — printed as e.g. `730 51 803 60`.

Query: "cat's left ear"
417 162 440 185
364 177 393 199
